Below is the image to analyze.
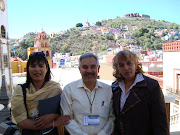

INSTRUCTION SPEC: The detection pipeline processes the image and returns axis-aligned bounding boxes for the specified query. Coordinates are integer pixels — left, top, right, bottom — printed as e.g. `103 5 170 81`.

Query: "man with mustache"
61 53 114 135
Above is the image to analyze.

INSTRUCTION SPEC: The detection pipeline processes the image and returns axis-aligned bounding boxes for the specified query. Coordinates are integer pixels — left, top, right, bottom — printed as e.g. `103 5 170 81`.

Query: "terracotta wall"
99 63 116 81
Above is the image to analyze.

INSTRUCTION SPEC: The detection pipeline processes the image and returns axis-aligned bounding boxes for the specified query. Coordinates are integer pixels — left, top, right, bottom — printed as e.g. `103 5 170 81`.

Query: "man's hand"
54 115 71 126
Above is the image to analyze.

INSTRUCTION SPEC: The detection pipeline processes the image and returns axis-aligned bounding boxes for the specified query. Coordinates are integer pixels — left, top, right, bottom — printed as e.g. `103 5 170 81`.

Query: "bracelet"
52 120 54 128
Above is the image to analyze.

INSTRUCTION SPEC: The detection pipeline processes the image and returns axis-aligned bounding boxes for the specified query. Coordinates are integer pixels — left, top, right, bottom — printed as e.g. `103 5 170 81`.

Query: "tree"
131 28 149 38
163 31 168 36
96 21 102 26
70 27 76 31
144 39 152 49
61 44 70 53
103 33 114 40
110 22 121 28
15 47 27 60
15 40 34 60
76 23 83 27
51 42 62 54
152 40 162 50
175 26 179 30
138 36 146 47
88 34 95 39
169 24 174 29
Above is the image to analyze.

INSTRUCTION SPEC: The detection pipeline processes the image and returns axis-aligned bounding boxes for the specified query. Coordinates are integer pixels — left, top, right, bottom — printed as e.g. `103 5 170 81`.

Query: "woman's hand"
33 114 58 129
54 115 71 126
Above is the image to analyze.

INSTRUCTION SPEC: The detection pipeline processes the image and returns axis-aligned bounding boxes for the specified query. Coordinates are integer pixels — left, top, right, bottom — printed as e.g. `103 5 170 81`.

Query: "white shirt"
119 73 144 111
61 79 114 135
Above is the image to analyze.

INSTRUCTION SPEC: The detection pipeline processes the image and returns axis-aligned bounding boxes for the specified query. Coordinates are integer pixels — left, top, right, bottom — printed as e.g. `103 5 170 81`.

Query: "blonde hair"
112 50 144 82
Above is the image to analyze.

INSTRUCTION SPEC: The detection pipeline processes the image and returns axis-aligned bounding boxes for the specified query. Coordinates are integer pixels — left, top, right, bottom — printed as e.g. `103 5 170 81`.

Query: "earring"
118 74 121 77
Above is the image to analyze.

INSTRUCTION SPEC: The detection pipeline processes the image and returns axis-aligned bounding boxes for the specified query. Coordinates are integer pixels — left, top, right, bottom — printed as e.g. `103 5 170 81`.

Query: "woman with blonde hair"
112 50 168 135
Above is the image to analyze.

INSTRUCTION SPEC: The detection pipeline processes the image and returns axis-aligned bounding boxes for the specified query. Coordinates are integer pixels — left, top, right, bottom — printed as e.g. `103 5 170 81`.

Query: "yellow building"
11 59 53 73
11 60 27 73
11 29 53 73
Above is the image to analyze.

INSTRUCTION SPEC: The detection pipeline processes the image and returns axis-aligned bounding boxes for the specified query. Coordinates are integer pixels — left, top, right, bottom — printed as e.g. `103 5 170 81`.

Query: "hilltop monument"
84 18 90 27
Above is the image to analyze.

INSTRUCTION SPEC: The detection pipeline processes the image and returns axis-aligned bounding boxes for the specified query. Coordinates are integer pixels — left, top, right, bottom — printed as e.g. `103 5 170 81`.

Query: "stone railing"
167 88 180 99
170 113 179 125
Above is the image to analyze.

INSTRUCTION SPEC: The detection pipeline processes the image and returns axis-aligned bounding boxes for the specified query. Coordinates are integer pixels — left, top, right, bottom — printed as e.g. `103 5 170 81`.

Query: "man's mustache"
84 72 95 76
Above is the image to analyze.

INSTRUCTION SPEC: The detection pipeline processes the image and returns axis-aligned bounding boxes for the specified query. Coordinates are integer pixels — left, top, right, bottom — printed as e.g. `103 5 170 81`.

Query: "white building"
0 0 13 95
163 40 180 127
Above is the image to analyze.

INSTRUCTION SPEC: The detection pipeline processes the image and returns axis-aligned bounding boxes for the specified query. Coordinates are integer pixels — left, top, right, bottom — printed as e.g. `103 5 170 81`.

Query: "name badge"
83 115 100 126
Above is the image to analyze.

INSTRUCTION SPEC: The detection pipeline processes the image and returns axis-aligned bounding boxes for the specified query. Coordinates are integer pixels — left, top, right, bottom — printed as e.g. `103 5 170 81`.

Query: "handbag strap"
19 84 29 117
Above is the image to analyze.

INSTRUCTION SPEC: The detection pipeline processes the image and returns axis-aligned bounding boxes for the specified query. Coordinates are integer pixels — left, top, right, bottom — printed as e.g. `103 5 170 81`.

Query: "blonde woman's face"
118 58 136 81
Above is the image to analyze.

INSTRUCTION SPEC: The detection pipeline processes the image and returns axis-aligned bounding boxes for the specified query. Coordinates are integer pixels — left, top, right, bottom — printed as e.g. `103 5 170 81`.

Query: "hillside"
50 28 117 55
102 17 180 29
49 17 180 56
11 16 180 59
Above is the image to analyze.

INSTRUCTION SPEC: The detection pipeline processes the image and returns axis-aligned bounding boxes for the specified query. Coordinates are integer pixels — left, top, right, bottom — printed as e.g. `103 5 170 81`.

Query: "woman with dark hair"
11 52 71 135
25 52 51 88
112 50 168 135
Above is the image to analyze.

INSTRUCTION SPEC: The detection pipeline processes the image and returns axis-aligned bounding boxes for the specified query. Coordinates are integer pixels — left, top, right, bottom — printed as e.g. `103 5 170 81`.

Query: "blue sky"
7 0 180 39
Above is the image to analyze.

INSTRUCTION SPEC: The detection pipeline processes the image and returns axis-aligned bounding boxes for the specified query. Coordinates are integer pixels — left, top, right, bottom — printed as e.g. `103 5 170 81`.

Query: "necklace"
84 89 97 114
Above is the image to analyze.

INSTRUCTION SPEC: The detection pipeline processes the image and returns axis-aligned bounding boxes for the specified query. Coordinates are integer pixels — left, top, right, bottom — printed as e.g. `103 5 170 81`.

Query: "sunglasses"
29 52 45 57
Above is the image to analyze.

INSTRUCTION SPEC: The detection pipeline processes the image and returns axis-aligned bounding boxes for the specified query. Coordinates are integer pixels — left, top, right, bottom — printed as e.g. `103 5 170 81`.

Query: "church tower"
85 18 90 27
28 29 52 59
0 0 13 94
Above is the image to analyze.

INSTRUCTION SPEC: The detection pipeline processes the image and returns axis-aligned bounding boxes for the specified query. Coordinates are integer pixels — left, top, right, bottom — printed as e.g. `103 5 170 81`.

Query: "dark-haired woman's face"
29 60 47 84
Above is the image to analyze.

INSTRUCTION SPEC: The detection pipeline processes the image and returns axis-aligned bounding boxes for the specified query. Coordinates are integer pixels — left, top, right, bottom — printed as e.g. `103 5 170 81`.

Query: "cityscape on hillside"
1 1 180 134
7 20 180 134
9 15 180 59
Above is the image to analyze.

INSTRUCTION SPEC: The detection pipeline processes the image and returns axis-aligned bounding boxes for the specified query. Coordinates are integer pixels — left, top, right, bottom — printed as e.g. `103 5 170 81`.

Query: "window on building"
3 55 8 67
46 51 49 56
41 42 43 47
0 0 5 11
174 100 179 105
1 25 6 38
177 74 180 94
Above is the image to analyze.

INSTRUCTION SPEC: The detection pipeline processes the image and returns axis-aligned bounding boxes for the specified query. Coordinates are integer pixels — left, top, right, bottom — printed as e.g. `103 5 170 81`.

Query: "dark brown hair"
25 52 51 88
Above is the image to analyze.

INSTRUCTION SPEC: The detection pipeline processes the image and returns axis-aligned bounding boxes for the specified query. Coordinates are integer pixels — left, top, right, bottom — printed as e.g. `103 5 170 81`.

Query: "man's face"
79 57 100 84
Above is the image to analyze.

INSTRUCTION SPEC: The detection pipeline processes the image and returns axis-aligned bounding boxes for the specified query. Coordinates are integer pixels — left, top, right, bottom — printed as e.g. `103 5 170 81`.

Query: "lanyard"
85 89 97 114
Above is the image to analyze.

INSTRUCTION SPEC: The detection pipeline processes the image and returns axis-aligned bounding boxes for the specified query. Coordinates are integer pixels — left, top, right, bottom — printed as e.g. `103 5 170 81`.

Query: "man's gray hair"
79 53 99 67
